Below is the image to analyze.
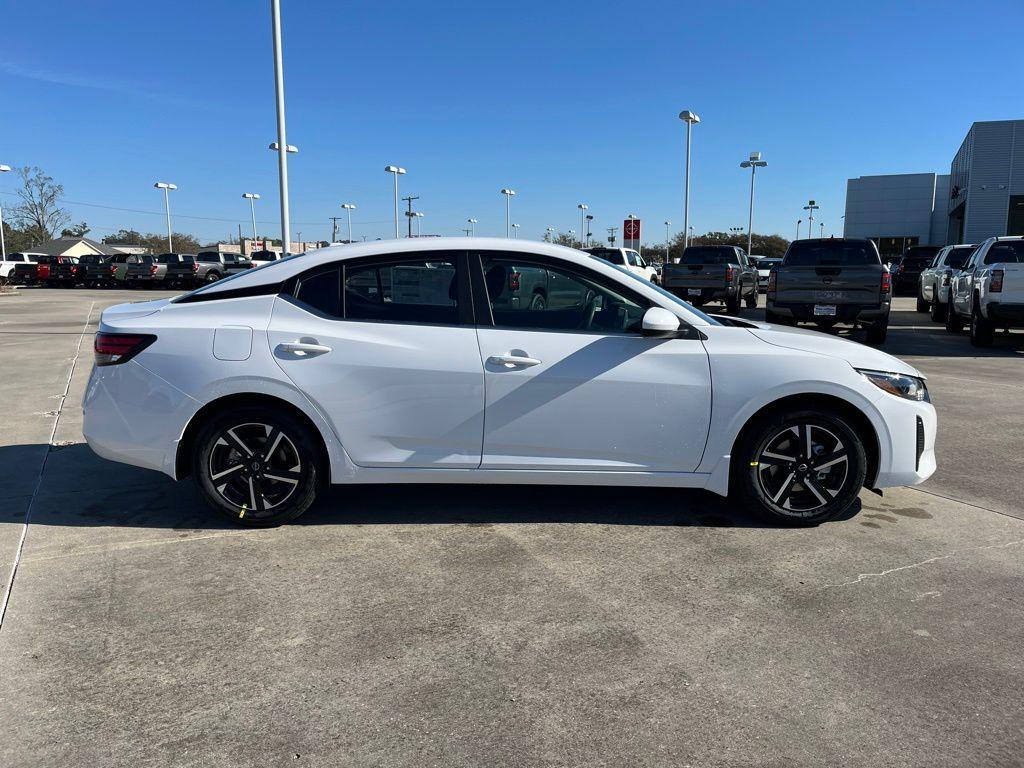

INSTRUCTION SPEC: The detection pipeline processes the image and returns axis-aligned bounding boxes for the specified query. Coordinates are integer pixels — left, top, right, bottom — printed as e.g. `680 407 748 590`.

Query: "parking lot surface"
1 288 1022 767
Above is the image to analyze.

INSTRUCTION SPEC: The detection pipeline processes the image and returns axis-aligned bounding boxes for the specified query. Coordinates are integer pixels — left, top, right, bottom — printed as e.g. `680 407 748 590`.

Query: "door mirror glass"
641 307 680 337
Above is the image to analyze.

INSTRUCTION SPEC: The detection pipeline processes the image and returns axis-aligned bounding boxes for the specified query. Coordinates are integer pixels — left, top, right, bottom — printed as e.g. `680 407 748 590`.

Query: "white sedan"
83 238 936 527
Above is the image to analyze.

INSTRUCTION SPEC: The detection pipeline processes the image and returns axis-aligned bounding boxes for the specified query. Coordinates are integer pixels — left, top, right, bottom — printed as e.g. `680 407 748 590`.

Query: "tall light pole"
414 211 424 237
342 203 356 242
270 0 292 255
153 182 177 252
467 218 477 236
385 166 406 238
803 200 819 239
0 165 10 259
585 214 594 246
512 223 520 239
242 193 260 248
820 222 825 238
500 188 516 237
740 152 767 258
664 220 672 261
796 219 802 240
545 226 555 242
679 110 700 249
577 203 588 247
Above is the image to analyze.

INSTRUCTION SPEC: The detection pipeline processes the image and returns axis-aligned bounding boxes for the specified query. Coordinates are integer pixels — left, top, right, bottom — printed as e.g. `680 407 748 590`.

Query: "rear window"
78 255 102 265
783 240 880 267
680 247 736 265
945 246 974 269
903 247 940 261
985 241 1024 264
587 249 626 265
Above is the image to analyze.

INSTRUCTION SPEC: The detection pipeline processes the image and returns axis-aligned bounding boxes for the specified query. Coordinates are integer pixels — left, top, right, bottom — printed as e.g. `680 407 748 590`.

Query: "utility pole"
402 195 420 238
462 228 472 236
607 226 618 246
329 216 341 242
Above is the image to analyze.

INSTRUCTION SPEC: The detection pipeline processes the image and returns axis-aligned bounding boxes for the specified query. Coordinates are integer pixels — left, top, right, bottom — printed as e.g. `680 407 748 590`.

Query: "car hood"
747 325 923 378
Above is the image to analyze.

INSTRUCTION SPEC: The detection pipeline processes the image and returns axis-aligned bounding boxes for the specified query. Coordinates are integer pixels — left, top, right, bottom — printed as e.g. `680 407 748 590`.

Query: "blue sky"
1 0 1021 246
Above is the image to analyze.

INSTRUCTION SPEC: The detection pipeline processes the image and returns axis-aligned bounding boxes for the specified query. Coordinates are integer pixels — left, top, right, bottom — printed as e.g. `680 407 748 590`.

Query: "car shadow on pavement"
3 443 860 530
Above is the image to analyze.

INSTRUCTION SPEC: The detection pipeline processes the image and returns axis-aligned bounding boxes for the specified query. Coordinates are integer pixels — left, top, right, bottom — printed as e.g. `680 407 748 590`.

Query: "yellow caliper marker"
239 504 248 519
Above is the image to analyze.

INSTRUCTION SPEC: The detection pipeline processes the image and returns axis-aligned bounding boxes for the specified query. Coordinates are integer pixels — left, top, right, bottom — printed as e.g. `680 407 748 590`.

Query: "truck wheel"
916 292 930 313
725 294 741 315
193 406 321 527
930 299 946 323
731 408 867 526
745 289 758 309
529 292 547 311
865 316 888 345
206 272 222 283
970 303 994 348
945 304 964 333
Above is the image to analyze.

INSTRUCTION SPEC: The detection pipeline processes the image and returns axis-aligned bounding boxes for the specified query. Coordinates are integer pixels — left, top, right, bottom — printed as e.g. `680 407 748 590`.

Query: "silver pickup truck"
766 237 891 344
661 245 759 314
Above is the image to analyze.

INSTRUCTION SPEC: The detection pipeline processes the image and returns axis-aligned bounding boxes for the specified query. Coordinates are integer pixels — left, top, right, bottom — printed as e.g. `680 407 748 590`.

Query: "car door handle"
488 354 542 368
276 340 332 357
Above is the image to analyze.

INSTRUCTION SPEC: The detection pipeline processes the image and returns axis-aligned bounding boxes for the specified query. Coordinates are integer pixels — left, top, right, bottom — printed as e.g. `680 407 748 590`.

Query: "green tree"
9 166 70 242
61 221 90 237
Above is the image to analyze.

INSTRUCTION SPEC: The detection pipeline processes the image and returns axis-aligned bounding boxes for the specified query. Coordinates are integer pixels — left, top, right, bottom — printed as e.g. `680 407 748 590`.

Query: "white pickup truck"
947 236 1024 347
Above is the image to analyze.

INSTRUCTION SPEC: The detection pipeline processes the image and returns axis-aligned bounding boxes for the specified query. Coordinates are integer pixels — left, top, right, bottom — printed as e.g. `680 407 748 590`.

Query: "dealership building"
844 119 1024 259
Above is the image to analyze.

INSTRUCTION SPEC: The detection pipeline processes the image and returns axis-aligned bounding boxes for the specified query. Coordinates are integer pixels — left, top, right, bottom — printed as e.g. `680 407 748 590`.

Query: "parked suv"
946 236 1024 346
892 245 940 295
195 251 252 282
1 252 40 284
584 247 659 283
766 238 891 344
660 245 758 313
153 253 199 288
918 244 975 319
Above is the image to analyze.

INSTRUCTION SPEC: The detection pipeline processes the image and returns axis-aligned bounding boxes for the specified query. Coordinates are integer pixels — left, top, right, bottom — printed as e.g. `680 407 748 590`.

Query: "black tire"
930 299 946 323
732 408 867 526
865 316 888 345
945 302 964 333
970 302 994 348
725 293 741 315
745 287 758 309
764 309 782 325
205 271 222 283
529 292 547 311
916 292 930 313
193 406 321 527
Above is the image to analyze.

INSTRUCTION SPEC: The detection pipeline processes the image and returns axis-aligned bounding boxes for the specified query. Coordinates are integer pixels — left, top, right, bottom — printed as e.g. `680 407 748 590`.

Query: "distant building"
844 119 1024 257
205 239 327 256
28 237 121 258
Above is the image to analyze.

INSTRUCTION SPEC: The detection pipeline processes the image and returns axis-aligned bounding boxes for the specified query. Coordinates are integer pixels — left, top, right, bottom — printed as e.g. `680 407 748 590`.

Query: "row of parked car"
912 237 1024 347
0 250 284 289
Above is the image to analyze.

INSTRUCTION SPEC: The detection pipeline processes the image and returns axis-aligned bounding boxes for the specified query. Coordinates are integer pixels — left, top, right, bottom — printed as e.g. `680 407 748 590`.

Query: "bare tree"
10 167 70 244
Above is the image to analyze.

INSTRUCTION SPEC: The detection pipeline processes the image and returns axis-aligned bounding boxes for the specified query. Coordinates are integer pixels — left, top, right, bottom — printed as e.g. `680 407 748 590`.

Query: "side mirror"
641 307 681 337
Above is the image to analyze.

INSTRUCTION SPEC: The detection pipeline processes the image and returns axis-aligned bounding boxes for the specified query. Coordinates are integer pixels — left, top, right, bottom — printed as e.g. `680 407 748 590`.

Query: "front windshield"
604 262 721 325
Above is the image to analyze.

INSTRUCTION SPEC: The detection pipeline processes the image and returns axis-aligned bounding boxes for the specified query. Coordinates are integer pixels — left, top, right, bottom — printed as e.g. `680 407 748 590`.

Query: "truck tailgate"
775 265 883 304
662 263 730 288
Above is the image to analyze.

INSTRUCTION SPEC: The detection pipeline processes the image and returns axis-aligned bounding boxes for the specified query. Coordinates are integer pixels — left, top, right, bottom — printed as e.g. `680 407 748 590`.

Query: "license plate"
687 288 702 296
813 304 837 316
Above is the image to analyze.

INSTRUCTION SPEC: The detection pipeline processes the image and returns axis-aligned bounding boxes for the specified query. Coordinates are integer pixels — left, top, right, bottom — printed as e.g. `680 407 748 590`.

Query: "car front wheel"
732 409 867 525
194 407 320 527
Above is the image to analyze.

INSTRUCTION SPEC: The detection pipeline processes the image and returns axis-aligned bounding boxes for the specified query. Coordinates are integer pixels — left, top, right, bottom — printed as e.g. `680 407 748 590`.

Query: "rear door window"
783 240 880 266
984 241 1024 264
294 266 342 317
344 256 459 325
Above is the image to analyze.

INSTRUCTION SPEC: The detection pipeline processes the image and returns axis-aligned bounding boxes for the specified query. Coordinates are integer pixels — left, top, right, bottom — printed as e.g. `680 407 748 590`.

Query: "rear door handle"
488 354 542 368
276 340 332 357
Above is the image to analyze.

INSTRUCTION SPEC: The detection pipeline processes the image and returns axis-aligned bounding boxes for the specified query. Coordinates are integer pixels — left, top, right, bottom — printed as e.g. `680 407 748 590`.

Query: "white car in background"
584 247 659 283
0 252 39 280
918 243 975 321
83 238 936 527
751 256 782 291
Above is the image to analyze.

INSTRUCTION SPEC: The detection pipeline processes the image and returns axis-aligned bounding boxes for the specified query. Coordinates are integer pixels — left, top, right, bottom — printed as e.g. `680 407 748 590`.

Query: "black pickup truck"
660 245 759 313
77 254 113 287
766 237 891 344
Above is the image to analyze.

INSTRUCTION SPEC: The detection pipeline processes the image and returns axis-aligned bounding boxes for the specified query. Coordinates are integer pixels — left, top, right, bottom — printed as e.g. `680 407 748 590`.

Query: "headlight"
858 369 930 402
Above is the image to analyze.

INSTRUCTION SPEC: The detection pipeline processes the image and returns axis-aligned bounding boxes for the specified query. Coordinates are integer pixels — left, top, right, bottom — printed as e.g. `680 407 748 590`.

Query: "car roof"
186 237 714 326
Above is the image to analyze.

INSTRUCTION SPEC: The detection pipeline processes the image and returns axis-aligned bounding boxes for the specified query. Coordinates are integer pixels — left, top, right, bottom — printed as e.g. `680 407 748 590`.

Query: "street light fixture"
0 164 10 259
803 200 819 239
796 219 802 240
664 220 672 261
545 226 555 242
577 203 588 247
242 193 260 247
341 203 356 243
512 223 520 239
467 218 477 236
679 109 700 249
585 214 594 247
385 166 407 239
500 189 516 237
153 182 177 252
820 222 825 238
740 152 767 258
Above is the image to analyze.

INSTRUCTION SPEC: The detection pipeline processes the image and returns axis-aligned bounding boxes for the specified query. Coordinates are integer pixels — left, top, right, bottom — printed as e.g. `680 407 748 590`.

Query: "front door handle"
276 340 332 357
488 354 542 369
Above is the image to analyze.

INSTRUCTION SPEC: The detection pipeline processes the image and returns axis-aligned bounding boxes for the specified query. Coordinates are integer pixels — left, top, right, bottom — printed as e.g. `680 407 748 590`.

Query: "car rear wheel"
206 271 222 283
916 292 930 313
930 299 946 323
194 407 320 527
970 302 994 348
945 303 964 333
865 316 888 345
725 293 741 315
745 288 758 309
732 409 867 526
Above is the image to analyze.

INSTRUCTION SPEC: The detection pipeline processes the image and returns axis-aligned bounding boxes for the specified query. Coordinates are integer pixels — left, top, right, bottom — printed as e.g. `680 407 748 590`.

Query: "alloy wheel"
207 422 303 517
755 423 849 516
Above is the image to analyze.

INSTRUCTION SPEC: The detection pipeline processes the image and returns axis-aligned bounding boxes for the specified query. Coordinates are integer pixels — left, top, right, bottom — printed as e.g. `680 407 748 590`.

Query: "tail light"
881 272 891 295
94 333 156 366
508 270 521 291
724 265 734 282
150 264 158 275
71 266 78 274
767 270 777 294
110 264 118 275
192 262 199 272
991 269 1004 292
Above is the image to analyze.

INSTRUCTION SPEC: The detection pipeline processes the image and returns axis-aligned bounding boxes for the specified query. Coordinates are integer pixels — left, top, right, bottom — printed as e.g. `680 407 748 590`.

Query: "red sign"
623 219 642 241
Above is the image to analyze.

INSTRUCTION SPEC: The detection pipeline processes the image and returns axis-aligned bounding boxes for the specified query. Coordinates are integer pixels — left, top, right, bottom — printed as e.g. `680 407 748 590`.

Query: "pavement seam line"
0 300 96 630
906 485 1022 521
